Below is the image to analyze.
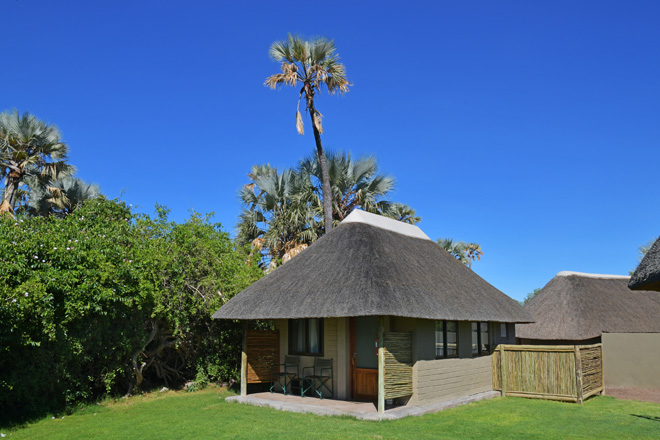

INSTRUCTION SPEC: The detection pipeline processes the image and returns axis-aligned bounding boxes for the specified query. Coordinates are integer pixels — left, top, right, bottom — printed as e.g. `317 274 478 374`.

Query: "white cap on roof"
556 271 630 279
340 209 431 241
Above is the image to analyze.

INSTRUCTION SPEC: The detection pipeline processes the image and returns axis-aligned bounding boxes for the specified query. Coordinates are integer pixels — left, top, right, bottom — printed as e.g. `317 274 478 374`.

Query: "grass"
3 386 660 439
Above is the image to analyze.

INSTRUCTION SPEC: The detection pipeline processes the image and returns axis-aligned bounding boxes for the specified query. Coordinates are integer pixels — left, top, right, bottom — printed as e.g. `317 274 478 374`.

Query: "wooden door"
350 317 378 401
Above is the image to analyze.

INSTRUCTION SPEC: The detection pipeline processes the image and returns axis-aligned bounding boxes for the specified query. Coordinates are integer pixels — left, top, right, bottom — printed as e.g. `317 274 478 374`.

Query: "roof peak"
556 271 630 280
340 210 431 241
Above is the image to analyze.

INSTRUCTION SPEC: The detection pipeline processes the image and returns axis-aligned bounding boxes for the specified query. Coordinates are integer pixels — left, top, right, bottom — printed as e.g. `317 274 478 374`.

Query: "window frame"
435 320 459 359
471 322 490 357
288 318 324 357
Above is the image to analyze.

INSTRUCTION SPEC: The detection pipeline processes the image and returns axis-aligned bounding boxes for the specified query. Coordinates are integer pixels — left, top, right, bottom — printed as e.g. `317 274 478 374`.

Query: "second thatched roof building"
516 271 660 388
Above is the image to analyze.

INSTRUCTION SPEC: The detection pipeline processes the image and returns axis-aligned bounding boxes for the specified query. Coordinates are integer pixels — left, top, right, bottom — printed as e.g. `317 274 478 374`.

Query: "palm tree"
265 34 350 233
237 152 421 269
237 164 318 269
24 175 101 217
437 238 483 268
0 110 74 214
299 150 419 225
379 202 421 225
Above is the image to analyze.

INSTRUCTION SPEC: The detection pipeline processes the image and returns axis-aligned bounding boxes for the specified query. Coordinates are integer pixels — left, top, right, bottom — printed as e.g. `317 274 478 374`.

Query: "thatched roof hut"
629 237 660 291
213 210 531 323
516 271 660 342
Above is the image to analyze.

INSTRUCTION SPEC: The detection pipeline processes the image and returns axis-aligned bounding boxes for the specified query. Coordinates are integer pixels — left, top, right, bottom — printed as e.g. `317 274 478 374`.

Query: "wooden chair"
302 358 333 399
270 355 300 395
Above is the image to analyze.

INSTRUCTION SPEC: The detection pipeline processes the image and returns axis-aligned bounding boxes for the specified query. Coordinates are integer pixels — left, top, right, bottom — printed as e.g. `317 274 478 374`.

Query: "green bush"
0 199 262 425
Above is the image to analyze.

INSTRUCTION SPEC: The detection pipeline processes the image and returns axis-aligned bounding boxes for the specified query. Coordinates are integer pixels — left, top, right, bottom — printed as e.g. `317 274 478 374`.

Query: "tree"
628 236 659 275
237 151 419 267
379 202 421 224
24 175 101 217
300 150 419 225
129 207 263 393
522 288 541 305
437 238 483 268
237 164 318 269
638 237 658 261
301 150 387 223
0 198 148 422
265 34 350 233
0 198 262 423
0 110 74 214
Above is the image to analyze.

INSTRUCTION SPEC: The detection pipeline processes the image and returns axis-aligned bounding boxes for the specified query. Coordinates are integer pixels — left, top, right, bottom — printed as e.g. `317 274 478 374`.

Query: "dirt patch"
606 387 660 404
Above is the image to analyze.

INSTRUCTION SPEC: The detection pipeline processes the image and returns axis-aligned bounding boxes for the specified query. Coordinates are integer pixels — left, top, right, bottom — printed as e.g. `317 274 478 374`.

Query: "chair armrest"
320 367 333 377
301 366 314 377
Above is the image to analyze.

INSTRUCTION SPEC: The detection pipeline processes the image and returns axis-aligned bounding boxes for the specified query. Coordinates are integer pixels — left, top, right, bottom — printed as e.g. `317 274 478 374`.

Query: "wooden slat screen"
383 332 413 399
493 343 603 404
246 329 279 384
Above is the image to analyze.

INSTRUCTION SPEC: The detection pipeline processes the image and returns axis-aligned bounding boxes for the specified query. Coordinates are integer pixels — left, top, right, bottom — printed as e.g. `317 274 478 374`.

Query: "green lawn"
4 387 660 439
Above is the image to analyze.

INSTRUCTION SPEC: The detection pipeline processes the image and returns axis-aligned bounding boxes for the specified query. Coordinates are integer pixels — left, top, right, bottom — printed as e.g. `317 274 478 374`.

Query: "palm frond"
264 62 299 89
313 109 323 134
268 40 292 62
296 108 304 135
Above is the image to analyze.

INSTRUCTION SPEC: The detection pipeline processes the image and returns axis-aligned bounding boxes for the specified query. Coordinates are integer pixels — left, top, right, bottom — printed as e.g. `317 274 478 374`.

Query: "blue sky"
4 1 659 301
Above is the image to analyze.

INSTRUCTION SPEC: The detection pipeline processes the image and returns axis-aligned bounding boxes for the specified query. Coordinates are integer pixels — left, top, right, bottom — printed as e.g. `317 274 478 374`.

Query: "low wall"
413 356 492 405
602 333 660 388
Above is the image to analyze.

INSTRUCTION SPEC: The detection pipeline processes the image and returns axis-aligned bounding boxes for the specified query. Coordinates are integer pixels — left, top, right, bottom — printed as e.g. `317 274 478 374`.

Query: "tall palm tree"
0 110 74 214
265 34 350 233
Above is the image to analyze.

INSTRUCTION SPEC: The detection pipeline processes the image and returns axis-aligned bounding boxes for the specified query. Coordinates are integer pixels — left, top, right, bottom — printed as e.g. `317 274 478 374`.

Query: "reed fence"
246 329 279 383
492 343 603 404
383 331 413 399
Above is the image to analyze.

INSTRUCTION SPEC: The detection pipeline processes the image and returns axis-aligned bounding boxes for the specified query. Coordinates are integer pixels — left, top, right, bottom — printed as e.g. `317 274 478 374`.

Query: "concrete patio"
225 390 500 421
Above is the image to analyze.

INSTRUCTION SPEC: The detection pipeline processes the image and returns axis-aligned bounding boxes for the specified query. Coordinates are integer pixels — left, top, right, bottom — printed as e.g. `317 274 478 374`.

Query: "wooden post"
600 344 605 395
574 345 583 404
377 315 385 414
241 321 248 397
499 344 507 397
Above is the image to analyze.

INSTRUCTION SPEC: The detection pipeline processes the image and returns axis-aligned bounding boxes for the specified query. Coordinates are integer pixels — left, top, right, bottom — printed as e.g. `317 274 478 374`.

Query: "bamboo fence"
246 329 280 383
493 343 603 404
383 331 413 399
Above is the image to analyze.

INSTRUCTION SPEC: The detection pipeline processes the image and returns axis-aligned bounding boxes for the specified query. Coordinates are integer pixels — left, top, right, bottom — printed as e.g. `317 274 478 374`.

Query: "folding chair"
301 358 333 399
270 355 300 395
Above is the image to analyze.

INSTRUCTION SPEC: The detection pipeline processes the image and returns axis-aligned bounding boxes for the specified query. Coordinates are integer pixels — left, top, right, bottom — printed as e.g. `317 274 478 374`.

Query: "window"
289 318 323 356
500 323 508 339
435 320 458 359
471 322 490 356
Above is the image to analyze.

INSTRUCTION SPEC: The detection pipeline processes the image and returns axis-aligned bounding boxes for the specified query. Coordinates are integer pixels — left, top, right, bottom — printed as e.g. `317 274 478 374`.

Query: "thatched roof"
629 237 660 291
213 210 532 322
516 271 660 341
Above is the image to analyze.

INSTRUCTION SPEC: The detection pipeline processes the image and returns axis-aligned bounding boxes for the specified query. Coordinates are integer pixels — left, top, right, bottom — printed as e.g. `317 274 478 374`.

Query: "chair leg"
269 375 276 393
270 375 286 394
302 377 310 398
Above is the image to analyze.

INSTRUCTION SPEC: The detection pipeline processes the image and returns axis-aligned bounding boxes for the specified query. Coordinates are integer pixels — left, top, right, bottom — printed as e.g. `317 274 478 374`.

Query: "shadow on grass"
631 414 660 422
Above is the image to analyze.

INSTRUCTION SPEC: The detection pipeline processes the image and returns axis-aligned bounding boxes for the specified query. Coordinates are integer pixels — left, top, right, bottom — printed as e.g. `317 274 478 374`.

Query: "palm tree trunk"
3 172 21 210
309 107 333 232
